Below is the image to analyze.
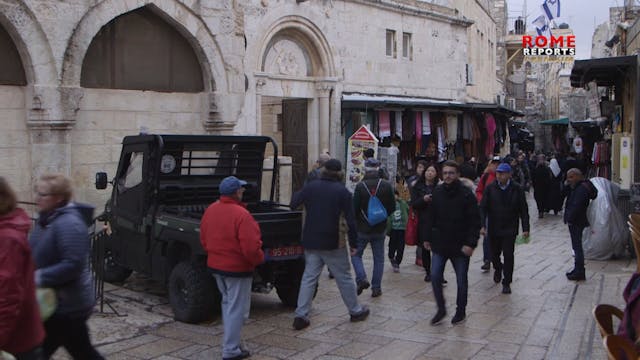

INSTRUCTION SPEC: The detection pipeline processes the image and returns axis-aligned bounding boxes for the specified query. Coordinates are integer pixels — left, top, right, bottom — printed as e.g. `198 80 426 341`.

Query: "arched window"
0 24 27 85
81 7 203 92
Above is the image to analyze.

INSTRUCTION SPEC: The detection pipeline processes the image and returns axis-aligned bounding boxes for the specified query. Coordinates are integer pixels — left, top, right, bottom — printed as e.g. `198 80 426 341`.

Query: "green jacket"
387 199 409 233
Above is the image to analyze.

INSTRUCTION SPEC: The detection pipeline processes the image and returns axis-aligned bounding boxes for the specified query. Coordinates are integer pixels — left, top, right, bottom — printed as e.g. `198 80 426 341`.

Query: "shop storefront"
570 55 638 191
340 93 523 178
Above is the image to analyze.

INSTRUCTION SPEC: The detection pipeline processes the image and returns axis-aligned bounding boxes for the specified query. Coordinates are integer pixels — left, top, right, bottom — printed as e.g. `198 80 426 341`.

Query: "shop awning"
341 93 524 117
570 55 637 88
341 93 465 109
539 117 569 125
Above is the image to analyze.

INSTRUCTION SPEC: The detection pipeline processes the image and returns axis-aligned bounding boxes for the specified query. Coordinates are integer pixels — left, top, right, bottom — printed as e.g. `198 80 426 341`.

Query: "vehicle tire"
168 261 219 323
102 248 132 283
275 258 310 307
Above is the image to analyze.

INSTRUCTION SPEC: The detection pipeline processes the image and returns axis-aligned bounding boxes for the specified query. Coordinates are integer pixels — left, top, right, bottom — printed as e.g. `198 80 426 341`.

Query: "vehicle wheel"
275 258 312 307
102 248 132 283
168 261 219 323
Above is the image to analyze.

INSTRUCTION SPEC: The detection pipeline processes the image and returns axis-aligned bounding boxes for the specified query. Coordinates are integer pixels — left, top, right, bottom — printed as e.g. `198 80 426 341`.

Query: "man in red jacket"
476 156 500 273
0 177 45 359
200 176 264 360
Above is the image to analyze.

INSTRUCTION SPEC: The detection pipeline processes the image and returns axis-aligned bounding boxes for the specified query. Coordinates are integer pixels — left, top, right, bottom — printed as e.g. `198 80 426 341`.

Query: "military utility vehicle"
95 135 304 323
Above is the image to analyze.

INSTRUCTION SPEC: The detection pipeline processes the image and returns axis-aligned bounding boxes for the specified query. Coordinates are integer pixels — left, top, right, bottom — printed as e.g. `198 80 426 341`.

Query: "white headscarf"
550 158 561 177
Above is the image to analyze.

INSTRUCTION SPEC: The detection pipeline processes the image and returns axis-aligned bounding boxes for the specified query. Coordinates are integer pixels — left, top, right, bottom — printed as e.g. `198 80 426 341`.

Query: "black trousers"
43 312 104 360
388 229 405 265
421 246 431 275
491 235 516 285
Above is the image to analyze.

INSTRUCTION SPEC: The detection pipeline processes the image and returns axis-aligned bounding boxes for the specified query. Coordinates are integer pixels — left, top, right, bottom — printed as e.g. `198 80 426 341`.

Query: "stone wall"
0 85 30 202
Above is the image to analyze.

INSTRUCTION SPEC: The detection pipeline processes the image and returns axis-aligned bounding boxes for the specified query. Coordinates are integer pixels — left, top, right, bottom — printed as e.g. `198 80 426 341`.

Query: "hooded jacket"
0 208 45 354
564 179 598 227
29 203 96 317
291 172 358 249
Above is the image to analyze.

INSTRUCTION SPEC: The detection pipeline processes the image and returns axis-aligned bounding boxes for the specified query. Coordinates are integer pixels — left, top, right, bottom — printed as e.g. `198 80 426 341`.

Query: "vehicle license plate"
267 245 304 259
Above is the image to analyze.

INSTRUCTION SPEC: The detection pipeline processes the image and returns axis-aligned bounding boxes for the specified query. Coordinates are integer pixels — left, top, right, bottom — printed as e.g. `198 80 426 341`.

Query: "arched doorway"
256 17 336 192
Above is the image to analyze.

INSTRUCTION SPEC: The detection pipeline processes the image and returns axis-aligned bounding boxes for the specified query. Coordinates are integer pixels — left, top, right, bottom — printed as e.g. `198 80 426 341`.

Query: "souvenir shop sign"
346 125 378 192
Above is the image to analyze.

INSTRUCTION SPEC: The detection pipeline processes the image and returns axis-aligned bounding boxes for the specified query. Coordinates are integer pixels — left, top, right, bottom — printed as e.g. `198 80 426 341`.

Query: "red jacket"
475 171 496 203
0 208 45 354
200 197 264 275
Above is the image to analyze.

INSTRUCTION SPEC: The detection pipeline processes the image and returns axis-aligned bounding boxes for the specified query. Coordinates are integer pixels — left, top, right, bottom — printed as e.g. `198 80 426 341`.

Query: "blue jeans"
214 274 252 359
431 252 470 312
296 248 364 319
568 224 585 272
351 232 386 290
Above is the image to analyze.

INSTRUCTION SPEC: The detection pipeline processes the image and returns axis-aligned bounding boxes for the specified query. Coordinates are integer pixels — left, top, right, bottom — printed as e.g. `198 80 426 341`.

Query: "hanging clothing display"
415 112 422 154
395 111 403 139
378 110 391 138
446 114 458 143
462 113 473 140
437 126 446 162
484 113 496 157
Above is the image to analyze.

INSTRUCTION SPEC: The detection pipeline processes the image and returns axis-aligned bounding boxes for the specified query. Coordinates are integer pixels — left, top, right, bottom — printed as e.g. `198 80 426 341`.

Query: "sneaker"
566 271 586 281
328 271 334 279
430 309 447 325
451 310 466 325
371 288 382 297
393 265 400 273
493 270 502 284
565 268 576 276
350 306 370 322
292 317 310 330
356 280 370 295
480 260 490 272
424 273 431 282
502 284 512 294
442 278 448 286
223 349 251 360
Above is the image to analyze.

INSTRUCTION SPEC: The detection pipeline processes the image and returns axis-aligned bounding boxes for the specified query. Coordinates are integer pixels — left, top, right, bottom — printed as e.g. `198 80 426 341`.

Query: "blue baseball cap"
219 176 248 195
496 163 512 173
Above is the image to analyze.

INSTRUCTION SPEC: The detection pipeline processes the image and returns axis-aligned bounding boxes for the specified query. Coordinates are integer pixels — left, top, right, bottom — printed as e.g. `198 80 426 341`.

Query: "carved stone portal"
264 38 310 77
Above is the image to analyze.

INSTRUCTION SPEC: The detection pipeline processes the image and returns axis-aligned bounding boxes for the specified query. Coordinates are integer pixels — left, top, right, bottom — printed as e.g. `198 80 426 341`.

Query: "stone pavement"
52 193 635 360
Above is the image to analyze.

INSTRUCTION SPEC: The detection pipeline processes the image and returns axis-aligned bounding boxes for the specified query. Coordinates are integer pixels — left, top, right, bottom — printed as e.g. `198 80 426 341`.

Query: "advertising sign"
346 125 378 192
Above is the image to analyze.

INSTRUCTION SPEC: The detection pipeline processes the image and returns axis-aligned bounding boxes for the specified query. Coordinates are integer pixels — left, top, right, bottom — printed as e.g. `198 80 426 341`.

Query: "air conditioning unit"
612 133 633 189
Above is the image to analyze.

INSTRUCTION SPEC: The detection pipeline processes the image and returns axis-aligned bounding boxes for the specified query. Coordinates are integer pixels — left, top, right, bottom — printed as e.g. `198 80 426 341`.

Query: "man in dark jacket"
290 159 369 330
425 160 481 326
480 163 530 294
352 158 395 297
563 168 597 281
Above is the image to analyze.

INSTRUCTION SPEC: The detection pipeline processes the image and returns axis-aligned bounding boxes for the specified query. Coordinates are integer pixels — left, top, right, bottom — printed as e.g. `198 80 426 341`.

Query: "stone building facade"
0 0 501 206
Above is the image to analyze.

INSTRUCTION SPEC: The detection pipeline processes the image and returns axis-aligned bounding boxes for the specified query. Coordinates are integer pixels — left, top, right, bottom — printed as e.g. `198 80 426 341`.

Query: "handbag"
404 207 418 246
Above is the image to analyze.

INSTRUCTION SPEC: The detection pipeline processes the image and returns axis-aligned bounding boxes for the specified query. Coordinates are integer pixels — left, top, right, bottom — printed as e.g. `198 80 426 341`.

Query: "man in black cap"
290 159 369 330
479 162 530 294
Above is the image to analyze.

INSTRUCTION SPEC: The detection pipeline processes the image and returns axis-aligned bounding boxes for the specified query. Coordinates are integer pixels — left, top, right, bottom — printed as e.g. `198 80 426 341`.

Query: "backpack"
360 179 388 226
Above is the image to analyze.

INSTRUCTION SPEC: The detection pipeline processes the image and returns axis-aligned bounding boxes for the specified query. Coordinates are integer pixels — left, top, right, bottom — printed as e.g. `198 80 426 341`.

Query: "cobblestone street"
55 194 634 360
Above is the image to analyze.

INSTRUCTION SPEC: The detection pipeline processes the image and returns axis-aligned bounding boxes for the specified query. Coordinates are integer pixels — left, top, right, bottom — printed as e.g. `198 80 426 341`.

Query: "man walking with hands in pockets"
479 162 530 295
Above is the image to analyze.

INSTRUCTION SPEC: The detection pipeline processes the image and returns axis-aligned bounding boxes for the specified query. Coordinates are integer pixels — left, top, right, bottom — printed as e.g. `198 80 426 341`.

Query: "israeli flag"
532 14 551 37
542 0 560 21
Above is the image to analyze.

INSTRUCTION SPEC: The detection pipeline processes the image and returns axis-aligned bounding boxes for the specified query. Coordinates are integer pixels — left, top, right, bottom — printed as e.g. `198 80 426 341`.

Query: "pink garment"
484 113 496 157
415 112 422 153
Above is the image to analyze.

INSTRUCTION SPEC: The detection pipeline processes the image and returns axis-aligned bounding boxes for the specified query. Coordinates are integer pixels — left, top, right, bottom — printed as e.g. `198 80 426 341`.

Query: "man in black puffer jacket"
563 168 597 281
480 163 530 295
425 160 481 326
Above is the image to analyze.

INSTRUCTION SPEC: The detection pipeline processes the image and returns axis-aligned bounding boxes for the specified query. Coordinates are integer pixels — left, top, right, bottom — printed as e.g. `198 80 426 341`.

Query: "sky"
507 0 627 59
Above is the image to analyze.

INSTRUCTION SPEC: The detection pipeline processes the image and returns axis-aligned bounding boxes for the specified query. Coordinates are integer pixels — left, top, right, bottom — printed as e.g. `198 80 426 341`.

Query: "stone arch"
0 2 57 85
62 0 227 93
258 16 335 78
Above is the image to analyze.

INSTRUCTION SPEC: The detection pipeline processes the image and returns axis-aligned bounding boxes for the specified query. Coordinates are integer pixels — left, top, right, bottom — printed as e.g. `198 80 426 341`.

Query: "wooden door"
282 99 308 192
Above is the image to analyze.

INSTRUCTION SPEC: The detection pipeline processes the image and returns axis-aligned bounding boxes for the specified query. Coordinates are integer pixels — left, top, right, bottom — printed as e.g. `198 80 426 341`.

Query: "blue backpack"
360 179 388 226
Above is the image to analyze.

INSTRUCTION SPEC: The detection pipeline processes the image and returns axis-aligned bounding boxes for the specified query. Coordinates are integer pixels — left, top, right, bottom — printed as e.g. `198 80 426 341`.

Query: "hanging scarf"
550 158 561 177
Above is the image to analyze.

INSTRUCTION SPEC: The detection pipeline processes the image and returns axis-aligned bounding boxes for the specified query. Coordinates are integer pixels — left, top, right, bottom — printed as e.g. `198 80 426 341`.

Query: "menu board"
346 125 378 193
